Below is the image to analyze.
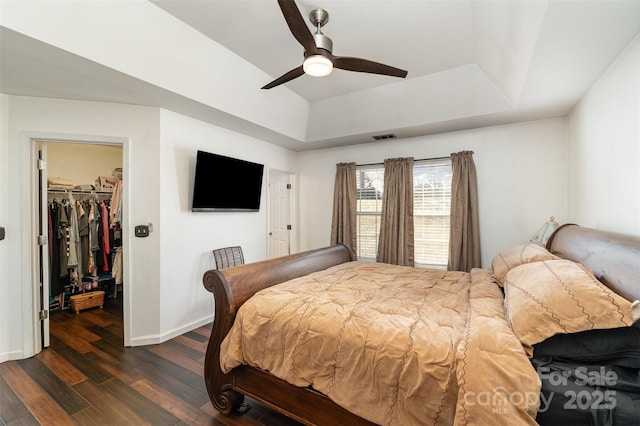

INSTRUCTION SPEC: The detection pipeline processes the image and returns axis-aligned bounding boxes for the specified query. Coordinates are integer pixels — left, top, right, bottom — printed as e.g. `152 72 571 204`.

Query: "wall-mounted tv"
191 150 264 212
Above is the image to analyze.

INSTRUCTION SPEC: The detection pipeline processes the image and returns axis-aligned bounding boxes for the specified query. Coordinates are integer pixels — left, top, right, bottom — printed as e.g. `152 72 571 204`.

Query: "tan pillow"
504 259 634 352
491 243 560 285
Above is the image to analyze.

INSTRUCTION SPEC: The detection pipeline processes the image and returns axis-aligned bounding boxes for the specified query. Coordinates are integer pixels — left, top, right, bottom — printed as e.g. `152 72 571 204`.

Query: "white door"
38 143 50 348
268 170 291 258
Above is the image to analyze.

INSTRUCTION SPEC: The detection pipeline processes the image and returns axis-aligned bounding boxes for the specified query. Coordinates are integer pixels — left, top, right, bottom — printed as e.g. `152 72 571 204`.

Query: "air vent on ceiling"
372 133 397 141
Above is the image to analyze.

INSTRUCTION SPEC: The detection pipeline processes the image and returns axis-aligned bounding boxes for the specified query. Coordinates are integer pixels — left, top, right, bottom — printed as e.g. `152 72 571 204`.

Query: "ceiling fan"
262 0 408 89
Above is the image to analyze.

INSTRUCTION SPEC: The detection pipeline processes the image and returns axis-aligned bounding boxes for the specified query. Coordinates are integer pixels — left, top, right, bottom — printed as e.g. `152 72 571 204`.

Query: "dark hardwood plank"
56 319 102 343
149 344 203 375
71 379 148 425
69 308 113 328
0 362 75 425
1 293 301 426
85 324 125 347
183 329 210 343
99 377 181 425
0 375 38 425
16 357 88 415
67 311 110 330
173 334 208 353
105 322 125 339
84 349 144 385
21 395 77 426
55 345 113 384
135 362 210 408
193 322 213 336
48 310 70 323
127 346 206 391
131 377 217 425
70 406 112 426
89 337 143 368
103 296 123 314
1 413 41 426
154 337 205 360
50 324 95 353
35 347 87 386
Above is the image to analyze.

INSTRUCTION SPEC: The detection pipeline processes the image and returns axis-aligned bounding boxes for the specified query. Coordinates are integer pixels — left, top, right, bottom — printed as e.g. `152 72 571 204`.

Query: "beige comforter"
220 261 540 425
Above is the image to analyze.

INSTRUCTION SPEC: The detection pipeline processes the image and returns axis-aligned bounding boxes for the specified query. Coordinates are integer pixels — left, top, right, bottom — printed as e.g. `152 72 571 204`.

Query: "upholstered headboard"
546 224 640 302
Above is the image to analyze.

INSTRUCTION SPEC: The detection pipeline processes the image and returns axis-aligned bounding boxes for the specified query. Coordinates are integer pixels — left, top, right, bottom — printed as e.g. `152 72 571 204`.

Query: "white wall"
567 34 640 235
157 110 298 339
1 95 161 359
298 118 567 268
0 95 302 359
0 96 300 360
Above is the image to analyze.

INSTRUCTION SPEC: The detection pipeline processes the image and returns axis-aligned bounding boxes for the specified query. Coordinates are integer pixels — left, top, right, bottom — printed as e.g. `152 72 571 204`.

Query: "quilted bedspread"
220 261 540 425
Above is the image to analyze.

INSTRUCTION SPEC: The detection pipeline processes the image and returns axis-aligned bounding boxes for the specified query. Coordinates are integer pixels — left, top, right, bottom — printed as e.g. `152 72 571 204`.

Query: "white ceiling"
150 1 638 104
2 0 640 150
152 0 479 102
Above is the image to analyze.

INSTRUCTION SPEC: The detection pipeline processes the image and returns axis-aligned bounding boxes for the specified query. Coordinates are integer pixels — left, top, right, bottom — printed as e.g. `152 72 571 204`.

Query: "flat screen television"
191 150 264 212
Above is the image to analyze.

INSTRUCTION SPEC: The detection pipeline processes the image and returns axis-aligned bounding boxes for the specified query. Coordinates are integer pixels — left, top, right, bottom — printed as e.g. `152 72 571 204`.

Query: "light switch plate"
135 225 149 238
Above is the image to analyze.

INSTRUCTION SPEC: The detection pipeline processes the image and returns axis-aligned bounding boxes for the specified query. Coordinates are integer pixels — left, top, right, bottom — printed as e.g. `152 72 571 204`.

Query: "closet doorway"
35 140 125 351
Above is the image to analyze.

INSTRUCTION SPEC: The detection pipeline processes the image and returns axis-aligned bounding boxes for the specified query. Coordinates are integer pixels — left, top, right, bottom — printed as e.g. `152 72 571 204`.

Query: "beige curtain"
330 162 357 255
448 151 481 272
377 157 414 266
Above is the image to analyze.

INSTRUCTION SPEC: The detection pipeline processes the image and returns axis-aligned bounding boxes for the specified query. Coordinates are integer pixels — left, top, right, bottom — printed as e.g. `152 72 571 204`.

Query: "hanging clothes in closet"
110 179 124 287
47 185 121 310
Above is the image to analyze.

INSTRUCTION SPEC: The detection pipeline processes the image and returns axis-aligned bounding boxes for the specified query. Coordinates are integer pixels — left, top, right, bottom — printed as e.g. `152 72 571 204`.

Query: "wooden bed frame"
202 225 640 426
545 224 640 302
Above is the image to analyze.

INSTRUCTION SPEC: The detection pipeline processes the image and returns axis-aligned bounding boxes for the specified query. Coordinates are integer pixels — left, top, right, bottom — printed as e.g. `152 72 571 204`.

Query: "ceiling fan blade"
333 56 408 78
261 65 305 89
277 0 318 55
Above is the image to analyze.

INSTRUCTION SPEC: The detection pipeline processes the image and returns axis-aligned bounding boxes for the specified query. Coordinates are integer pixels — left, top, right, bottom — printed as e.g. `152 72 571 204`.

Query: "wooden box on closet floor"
69 291 105 314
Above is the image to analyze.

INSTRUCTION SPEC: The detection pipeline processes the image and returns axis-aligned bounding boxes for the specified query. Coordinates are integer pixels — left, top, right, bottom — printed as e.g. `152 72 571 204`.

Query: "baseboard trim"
129 314 213 347
0 350 26 363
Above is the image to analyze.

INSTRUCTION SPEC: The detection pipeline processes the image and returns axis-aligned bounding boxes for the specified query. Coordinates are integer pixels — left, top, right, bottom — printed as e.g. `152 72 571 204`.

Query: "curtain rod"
356 156 450 167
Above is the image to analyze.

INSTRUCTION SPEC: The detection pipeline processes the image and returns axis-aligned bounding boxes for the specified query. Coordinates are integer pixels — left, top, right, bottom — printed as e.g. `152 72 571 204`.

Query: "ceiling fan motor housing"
312 33 333 54
308 9 332 54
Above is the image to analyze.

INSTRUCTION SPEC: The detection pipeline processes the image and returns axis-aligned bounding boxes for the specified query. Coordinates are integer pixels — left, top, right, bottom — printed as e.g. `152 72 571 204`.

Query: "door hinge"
287 225 292 230
37 235 48 246
38 159 47 170
39 310 48 321
286 183 292 189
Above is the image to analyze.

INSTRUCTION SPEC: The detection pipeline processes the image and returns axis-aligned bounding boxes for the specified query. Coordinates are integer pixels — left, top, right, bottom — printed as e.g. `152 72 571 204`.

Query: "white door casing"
24 134 129 358
38 143 50 348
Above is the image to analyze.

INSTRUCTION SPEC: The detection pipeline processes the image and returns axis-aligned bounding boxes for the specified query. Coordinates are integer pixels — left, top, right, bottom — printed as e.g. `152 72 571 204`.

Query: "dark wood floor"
0 296 301 426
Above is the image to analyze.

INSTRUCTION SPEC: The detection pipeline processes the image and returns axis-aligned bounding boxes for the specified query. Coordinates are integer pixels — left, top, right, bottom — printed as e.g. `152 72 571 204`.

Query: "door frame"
37 143 49 348
267 168 296 258
20 131 131 357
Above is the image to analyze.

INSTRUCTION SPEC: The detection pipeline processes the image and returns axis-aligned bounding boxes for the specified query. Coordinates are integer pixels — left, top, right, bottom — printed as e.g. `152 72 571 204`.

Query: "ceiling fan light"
303 55 333 77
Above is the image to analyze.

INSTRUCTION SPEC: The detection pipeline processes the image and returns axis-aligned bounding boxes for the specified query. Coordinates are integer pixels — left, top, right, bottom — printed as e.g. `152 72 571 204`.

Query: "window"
355 159 452 269
413 159 452 269
356 165 385 261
